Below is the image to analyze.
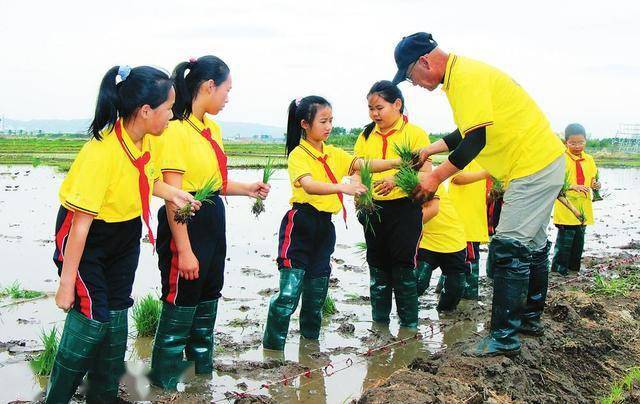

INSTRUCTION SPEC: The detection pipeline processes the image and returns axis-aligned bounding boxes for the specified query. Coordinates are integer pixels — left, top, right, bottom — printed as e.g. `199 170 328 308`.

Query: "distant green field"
0 137 638 171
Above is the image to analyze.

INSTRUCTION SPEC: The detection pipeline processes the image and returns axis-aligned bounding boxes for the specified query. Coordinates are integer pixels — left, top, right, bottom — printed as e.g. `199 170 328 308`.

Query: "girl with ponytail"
149 56 270 389
47 66 200 403
353 80 432 332
262 96 402 351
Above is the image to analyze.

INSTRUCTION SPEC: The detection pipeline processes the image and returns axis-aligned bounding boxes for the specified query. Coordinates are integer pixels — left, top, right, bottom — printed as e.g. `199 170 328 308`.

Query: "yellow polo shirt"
59 123 160 222
353 117 430 201
553 151 597 225
288 139 358 214
420 183 467 253
158 114 224 192
442 54 565 186
449 160 489 243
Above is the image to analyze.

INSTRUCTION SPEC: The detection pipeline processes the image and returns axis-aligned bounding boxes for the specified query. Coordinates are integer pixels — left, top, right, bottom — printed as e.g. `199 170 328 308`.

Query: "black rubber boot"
415 261 434 296
469 238 530 357
550 226 575 276
520 241 551 336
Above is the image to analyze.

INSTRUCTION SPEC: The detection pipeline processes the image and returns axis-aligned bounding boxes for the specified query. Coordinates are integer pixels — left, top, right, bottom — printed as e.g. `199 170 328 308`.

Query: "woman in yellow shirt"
263 96 401 351
551 123 600 275
149 56 270 389
47 66 198 403
416 182 467 312
353 81 431 330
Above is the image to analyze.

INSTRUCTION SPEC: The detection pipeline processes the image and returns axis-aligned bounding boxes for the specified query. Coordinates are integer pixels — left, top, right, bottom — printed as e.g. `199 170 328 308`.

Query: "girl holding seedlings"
48 65 199 403
434 160 490 299
149 56 270 389
551 123 600 275
353 80 430 330
263 96 402 351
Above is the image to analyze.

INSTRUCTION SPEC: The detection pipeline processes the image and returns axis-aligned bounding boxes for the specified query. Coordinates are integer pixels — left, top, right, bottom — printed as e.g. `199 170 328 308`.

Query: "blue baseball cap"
392 32 438 85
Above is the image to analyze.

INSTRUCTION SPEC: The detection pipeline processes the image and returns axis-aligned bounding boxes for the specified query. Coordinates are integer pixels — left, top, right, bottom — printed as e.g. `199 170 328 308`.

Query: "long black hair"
88 66 173 140
285 96 332 156
362 80 406 139
172 55 230 120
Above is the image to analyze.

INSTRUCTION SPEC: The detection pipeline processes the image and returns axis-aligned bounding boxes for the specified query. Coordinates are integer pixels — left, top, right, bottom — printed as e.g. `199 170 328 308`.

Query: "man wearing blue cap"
392 32 566 356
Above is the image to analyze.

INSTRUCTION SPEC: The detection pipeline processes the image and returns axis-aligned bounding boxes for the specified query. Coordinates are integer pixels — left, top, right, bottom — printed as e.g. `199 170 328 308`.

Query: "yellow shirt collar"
117 121 147 160
442 53 458 92
374 116 405 136
185 114 207 133
566 150 585 161
299 138 325 159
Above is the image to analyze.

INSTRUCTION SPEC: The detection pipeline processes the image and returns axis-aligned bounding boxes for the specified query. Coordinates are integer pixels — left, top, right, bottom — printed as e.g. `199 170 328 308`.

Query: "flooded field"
0 166 638 403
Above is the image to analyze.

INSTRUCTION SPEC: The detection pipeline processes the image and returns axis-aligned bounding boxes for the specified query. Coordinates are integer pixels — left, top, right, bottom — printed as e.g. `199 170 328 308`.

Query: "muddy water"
0 166 638 403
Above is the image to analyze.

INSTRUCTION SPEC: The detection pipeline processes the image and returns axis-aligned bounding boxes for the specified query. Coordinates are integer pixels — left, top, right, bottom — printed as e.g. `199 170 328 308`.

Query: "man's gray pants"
495 155 566 250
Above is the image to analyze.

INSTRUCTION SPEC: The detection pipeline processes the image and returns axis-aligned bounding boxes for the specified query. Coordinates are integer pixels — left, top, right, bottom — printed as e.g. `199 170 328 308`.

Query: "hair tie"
295 97 302 107
117 65 131 81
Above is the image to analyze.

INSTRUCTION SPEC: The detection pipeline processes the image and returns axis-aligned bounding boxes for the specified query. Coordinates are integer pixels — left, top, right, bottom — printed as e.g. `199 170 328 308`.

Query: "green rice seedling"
578 205 587 224
393 140 418 169
394 165 433 203
556 171 584 223
322 293 338 316
489 176 505 201
131 294 162 337
30 326 59 376
355 241 367 258
0 281 44 299
174 177 219 224
558 171 572 198
251 157 276 218
355 160 380 234
601 367 640 404
592 171 603 202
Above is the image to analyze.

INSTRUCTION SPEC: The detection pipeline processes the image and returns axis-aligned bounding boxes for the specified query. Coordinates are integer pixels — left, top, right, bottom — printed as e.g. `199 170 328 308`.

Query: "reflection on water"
0 166 638 402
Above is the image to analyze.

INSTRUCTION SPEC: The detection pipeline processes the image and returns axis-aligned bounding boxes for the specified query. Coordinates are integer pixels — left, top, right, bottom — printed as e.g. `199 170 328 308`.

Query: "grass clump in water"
322 293 338 316
251 157 275 218
131 294 162 337
30 327 59 376
0 281 44 299
174 177 219 224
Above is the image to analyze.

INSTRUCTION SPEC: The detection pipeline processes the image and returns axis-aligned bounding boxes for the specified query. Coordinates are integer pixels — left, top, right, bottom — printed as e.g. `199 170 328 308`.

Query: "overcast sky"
1 0 639 137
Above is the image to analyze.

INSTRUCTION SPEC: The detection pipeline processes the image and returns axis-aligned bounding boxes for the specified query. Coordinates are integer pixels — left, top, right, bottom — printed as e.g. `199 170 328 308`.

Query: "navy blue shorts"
277 203 336 278
53 206 141 323
157 193 226 307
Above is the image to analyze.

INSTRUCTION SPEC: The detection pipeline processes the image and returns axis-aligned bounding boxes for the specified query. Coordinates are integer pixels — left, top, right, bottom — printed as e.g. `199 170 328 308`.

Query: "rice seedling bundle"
174 176 219 224
251 157 275 218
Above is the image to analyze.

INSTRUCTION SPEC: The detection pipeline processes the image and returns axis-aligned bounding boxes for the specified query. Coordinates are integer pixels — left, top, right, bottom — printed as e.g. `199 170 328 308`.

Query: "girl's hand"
340 182 367 196
178 249 199 280
173 190 202 212
591 179 602 190
373 177 396 196
570 185 590 195
55 278 76 311
248 182 271 199
416 147 433 167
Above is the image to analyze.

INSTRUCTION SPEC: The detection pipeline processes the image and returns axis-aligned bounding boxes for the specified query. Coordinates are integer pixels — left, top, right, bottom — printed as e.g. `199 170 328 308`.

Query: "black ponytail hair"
88 66 173 140
362 80 406 139
172 55 230 120
285 96 332 156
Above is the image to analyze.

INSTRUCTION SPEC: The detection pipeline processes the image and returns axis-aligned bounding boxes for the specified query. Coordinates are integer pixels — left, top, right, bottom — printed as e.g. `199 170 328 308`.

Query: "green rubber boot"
550 226 576 276
263 268 305 351
369 266 392 324
416 261 434 296
185 299 218 374
300 276 329 340
435 275 444 294
391 267 418 329
470 238 530 357
462 260 480 300
437 271 465 312
45 310 108 404
149 303 196 389
520 241 551 336
569 226 586 272
86 309 128 403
